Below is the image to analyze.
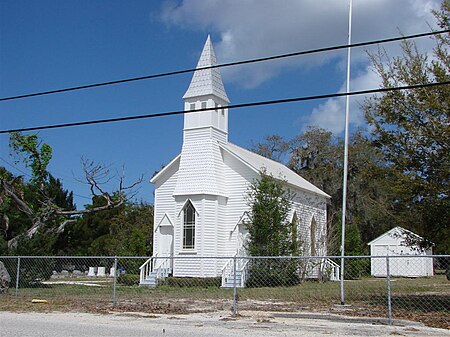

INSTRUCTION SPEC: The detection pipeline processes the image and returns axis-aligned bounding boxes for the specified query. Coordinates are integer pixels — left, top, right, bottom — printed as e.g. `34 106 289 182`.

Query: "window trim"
310 216 317 256
182 201 196 250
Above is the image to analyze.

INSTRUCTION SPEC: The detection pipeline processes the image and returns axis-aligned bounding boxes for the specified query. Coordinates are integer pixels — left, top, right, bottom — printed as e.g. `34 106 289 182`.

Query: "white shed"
368 227 433 277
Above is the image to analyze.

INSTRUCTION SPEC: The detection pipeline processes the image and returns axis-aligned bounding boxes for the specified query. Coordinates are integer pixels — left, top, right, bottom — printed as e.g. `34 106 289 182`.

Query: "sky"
0 0 442 208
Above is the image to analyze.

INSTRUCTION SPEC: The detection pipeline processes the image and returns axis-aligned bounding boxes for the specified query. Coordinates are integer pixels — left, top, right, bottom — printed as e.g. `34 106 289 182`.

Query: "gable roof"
183 35 230 103
150 154 181 184
151 140 330 199
220 142 330 198
367 226 424 246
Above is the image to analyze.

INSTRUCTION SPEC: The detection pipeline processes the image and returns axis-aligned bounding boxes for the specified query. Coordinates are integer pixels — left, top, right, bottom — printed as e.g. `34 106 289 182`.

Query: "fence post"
15 256 21 297
232 256 238 315
386 255 392 325
112 256 118 306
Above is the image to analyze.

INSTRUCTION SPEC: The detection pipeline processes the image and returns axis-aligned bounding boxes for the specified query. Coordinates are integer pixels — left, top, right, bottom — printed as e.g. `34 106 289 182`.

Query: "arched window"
291 212 299 255
183 201 196 249
310 216 317 256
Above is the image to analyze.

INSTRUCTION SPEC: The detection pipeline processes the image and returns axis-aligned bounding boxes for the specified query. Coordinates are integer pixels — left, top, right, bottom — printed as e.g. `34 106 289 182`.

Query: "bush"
163 277 221 288
344 258 370 280
13 258 55 288
246 260 300 287
117 274 140 286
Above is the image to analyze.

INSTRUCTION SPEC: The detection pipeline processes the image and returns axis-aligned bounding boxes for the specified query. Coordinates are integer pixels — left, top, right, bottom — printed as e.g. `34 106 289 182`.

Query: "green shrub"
117 274 140 286
345 258 370 280
246 260 300 287
163 277 221 288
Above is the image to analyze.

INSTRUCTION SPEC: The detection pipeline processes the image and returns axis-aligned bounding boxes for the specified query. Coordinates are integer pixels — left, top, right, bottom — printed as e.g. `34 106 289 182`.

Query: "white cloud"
160 0 440 87
305 66 381 134
160 0 441 133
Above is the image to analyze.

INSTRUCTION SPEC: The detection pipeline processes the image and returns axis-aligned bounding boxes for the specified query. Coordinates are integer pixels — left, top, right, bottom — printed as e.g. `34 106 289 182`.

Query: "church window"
310 216 317 256
190 103 196 110
291 211 299 255
201 101 207 109
183 201 196 249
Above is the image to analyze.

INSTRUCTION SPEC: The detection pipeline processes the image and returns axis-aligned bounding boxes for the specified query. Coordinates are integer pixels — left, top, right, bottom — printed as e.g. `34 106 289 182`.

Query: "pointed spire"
183 35 230 103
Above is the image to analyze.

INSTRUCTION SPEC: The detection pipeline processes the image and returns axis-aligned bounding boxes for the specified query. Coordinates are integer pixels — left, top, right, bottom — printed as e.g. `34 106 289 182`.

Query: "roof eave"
150 154 181 184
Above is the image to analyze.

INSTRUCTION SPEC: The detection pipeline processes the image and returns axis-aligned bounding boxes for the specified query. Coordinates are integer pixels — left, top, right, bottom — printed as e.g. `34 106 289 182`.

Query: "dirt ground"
1 293 448 330
1 310 449 337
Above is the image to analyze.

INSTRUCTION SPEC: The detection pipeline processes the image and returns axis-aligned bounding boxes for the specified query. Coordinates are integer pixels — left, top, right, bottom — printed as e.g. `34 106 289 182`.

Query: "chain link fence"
0 255 448 328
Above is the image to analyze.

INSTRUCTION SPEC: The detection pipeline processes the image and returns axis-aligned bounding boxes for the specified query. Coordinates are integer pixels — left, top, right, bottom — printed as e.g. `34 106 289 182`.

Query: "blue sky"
0 0 441 207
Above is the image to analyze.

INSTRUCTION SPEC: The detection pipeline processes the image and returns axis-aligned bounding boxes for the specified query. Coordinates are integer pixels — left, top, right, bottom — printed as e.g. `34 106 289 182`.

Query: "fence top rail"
1 254 449 259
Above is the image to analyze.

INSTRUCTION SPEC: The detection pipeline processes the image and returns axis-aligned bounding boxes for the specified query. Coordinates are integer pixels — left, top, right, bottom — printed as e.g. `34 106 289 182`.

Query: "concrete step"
139 272 158 287
221 275 243 288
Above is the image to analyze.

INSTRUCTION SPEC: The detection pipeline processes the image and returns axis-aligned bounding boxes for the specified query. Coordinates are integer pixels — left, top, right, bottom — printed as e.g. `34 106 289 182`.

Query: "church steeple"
183 36 229 143
183 35 230 103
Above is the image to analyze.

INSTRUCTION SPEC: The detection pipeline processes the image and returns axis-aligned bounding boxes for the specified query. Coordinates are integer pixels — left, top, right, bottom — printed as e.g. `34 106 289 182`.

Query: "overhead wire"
0 80 448 134
0 157 92 200
0 29 448 102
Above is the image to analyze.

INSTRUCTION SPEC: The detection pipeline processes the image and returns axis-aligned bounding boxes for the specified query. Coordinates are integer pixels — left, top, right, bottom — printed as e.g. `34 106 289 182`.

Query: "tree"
251 134 289 162
244 171 298 286
1 132 143 252
289 127 395 254
58 200 153 256
363 1 450 252
253 127 395 256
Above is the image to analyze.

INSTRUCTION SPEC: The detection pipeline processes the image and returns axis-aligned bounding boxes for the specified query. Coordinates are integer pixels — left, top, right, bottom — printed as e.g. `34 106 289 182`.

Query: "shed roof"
367 226 424 246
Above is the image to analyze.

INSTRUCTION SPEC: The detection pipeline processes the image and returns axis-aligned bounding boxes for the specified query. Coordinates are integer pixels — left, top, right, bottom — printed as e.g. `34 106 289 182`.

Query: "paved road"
0 311 448 337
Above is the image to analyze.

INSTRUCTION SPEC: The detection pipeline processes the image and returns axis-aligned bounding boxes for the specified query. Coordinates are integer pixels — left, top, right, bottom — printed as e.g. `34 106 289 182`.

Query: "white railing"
139 255 154 284
155 257 171 279
139 254 172 285
221 247 250 287
322 258 340 281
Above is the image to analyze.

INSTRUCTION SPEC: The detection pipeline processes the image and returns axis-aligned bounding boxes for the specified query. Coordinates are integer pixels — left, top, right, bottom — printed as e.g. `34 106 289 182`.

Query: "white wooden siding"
152 160 179 257
222 149 259 257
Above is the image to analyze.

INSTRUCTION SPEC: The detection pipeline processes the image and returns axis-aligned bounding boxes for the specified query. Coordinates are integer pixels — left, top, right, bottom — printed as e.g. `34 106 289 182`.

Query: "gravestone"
87 267 96 277
0 261 11 293
97 267 106 277
109 267 116 277
73 270 83 277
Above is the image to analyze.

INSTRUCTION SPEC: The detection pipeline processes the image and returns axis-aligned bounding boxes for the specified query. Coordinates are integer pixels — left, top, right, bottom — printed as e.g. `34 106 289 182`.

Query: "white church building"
140 36 333 287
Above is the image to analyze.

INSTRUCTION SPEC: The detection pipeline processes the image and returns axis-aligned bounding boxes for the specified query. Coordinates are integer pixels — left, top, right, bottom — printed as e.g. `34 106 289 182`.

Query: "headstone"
0 261 11 293
73 270 82 277
109 267 116 277
87 267 96 277
61 270 69 277
97 267 106 277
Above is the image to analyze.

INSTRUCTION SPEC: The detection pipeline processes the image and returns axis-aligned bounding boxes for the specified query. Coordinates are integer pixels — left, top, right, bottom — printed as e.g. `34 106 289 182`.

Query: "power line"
1 81 448 134
0 157 92 200
1 29 448 102
0 157 30 177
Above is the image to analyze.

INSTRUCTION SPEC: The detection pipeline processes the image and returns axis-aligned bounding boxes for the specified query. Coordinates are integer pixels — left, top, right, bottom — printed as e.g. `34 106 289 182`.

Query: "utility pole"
340 0 353 306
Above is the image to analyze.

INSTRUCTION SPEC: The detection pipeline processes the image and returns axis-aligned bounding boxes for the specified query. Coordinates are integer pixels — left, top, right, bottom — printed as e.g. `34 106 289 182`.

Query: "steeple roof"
183 35 230 103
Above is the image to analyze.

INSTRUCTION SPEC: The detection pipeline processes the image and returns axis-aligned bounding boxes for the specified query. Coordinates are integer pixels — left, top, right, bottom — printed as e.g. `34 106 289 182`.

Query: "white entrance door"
157 225 174 270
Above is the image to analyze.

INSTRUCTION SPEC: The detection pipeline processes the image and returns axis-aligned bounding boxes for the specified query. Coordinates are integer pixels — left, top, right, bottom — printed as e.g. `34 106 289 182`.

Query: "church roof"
183 35 230 103
220 142 331 198
152 140 330 199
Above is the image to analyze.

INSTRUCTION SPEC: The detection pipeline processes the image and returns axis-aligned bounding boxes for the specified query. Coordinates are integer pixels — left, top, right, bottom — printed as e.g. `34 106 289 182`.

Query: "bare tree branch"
3 158 143 249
